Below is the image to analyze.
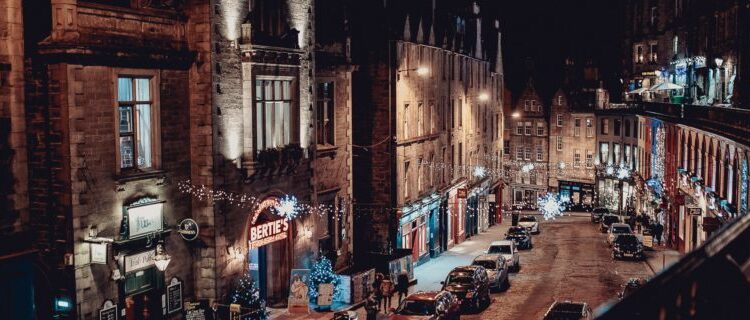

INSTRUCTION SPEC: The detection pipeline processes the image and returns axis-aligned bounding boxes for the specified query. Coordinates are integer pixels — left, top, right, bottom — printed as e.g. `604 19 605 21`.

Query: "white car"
472 254 510 290
486 240 520 272
607 223 633 246
518 215 540 234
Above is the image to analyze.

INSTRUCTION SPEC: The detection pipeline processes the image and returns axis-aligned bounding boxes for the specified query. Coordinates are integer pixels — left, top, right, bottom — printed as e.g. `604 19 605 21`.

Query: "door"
440 200 448 250
124 290 160 320
263 237 290 307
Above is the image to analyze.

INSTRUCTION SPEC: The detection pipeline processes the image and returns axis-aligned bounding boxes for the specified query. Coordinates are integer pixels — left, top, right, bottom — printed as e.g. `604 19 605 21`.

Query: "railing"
595 210 750 319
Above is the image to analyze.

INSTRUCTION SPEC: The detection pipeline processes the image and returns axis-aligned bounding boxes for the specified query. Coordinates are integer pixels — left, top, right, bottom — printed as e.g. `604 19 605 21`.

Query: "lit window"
586 151 594 168
574 150 581 167
536 146 543 161
255 79 293 151
557 136 563 151
316 81 335 145
516 122 524 135
118 76 156 170
557 114 563 127
586 118 593 137
536 122 545 136
574 118 581 137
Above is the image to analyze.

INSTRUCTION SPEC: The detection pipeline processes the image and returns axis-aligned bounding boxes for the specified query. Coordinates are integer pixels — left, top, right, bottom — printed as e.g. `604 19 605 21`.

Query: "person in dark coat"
372 273 384 311
364 292 379 320
396 272 410 304
654 222 664 246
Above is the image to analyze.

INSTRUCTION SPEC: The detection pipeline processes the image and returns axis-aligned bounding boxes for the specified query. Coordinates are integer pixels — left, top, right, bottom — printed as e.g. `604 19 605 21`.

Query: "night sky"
495 0 624 101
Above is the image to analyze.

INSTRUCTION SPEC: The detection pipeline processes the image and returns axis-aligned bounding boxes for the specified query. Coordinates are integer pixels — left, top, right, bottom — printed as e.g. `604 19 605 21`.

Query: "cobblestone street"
407 212 652 319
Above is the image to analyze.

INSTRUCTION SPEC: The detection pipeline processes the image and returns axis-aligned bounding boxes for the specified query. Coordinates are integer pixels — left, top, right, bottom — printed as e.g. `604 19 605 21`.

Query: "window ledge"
116 169 166 183
316 144 339 153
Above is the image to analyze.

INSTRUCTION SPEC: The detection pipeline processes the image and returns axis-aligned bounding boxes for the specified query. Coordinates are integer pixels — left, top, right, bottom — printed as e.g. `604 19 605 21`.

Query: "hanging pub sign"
166 277 183 314
247 197 289 250
178 218 200 241
120 197 165 240
90 242 108 265
457 188 467 199
98 300 117 320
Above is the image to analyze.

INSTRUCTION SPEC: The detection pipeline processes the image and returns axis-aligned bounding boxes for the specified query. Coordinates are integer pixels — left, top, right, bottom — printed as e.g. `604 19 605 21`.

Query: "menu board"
184 300 213 320
98 300 117 320
167 277 182 314
317 283 334 307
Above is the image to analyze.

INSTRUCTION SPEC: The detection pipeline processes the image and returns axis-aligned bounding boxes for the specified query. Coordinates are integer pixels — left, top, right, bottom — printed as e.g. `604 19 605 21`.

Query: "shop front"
245 196 293 307
445 180 468 246
558 181 594 211
397 194 440 267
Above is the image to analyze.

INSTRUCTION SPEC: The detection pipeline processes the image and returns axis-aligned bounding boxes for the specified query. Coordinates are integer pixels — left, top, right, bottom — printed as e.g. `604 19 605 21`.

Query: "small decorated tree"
229 272 268 320
307 256 341 300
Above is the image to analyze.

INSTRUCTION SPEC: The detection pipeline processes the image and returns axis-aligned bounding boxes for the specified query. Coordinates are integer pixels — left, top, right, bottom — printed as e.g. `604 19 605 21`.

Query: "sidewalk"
644 245 682 275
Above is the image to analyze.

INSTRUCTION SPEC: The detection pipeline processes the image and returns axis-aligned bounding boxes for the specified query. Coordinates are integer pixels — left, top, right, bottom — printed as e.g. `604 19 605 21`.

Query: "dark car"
388 291 460 320
618 278 647 299
505 226 533 249
441 266 491 312
599 214 621 233
612 234 644 260
591 207 609 223
543 301 593 320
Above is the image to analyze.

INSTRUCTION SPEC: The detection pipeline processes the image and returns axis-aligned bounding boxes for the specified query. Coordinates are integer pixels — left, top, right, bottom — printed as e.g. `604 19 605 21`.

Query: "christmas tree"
229 272 268 320
307 256 341 299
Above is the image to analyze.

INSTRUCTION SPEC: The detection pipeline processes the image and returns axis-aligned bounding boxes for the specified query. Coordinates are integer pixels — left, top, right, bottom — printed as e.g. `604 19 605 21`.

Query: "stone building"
548 89 596 209
19 0 211 318
594 111 640 213
505 80 548 208
350 0 504 268
622 0 749 108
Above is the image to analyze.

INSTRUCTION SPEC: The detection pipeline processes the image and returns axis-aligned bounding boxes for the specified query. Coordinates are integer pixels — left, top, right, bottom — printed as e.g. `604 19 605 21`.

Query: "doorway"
124 290 160 320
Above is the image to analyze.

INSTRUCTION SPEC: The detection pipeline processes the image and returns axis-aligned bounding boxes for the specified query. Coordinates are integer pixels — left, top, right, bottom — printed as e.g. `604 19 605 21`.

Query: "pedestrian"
396 271 410 304
380 275 394 312
372 273 383 310
364 292 379 320
635 213 642 233
654 222 664 246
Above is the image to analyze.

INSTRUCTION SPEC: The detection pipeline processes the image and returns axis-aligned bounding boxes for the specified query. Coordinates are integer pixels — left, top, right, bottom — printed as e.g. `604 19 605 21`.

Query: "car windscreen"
488 245 512 254
508 227 526 235
446 273 474 285
616 235 639 244
603 216 619 224
396 300 435 316
612 226 631 233
473 260 496 270
520 216 536 222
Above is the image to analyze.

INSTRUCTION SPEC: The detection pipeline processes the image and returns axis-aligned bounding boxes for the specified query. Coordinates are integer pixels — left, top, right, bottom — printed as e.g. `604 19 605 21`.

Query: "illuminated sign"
248 219 289 249
124 249 156 273
124 199 164 239
177 218 199 241
457 188 467 199
670 56 706 68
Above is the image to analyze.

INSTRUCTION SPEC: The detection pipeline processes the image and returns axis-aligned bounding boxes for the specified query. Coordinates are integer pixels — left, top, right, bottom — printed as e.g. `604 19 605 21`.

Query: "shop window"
316 81 335 145
600 142 610 164
117 76 158 171
255 79 293 151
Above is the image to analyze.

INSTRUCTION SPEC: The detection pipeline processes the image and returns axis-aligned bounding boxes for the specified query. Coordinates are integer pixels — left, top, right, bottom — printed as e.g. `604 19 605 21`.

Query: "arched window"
724 147 733 202
694 135 702 177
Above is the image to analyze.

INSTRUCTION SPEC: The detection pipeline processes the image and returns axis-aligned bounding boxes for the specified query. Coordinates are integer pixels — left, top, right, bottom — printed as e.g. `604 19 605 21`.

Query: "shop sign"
248 219 289 250
183 300 213 320
457 188 467 199
90 242 108 265
641 71 657 76
123 199 164 239
167 277 183 314
124 249 156 273
177 218 200 241
98 300 117 320
688 208 702 216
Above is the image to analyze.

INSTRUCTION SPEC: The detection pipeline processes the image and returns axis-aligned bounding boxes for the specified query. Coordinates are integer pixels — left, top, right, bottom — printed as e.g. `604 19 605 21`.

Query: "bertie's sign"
248 219 289 249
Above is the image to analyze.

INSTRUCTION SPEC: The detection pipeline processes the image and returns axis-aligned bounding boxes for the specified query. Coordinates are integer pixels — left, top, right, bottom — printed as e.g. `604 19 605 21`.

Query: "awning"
649 82 684 91
628 87 648 94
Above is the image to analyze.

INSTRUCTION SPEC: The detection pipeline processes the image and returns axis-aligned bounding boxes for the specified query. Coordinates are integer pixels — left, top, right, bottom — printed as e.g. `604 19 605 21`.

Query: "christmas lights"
229 272 268 319
274 195 300 221
307 257 341 299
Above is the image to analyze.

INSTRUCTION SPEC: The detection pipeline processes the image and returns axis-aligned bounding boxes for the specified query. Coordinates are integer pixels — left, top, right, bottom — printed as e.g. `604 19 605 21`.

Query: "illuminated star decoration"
538 193 567 220
473 166 487 178
274 195 300 221
617 166 630 180
606 165 615 175
522 164 534 173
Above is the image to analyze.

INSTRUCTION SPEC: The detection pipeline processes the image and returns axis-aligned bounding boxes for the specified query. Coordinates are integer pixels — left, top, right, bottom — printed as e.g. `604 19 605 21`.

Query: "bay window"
316 81 335 145
255 79 293 150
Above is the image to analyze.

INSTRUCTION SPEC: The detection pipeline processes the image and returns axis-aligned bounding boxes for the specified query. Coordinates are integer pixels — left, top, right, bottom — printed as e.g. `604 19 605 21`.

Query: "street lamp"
153 243 171 272
478 92 490 102
511 111 520 118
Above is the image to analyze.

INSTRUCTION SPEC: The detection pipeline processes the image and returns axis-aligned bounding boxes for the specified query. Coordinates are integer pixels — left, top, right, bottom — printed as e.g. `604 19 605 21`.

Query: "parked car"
472 254 510 291
505 226 533 250
333 310 359 320
486 240 520 271
441 266 491 312
543 301 593 320
388 291 460 320
618 278 647 299
599 214 621 233
612 234 644 260
518 215 540 233
591 207 609 223
607 223 634 246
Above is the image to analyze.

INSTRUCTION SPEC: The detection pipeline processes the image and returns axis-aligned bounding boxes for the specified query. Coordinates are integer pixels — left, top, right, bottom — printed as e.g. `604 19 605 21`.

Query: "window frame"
114 70 161 174
557 114 563 127
316 79 336 146
253 76 297 153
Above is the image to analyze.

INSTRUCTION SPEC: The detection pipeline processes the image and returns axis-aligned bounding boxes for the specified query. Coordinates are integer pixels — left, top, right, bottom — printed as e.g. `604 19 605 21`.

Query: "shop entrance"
124 289 161 320
247 196 292 308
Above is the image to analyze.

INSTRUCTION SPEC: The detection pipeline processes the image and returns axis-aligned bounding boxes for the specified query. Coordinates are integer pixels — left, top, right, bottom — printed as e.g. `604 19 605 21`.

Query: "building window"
574 150 581 167
673 35 679 54
557 114 563 127
574 118 581 137
586 118 593 137
537 122 545 136
417 102 424 136
633 146 638 170
516 122 524 135
458 99 463 127
118 76 157 170
404 161 410 200
557 95 563 106
586 150 594 168
504 140 510 155
524 147 531 160
418 157 423 192
536 146 543 161
624 120 631 137
614 119 621 136
649 43 658 63
525 122 532 136
625 145 631 167
601 119 609 135
557 136 563 151
316 81 335 145
429 101 436 133
255 79 293 151
403 103 410 139
516 147 523 161
635 45 644 64
650 6 658 27
524 100 530 111
613 143 621 165
600 142 610 164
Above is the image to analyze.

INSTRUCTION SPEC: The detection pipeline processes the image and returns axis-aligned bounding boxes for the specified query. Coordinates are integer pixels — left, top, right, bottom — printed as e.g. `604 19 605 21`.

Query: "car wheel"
474 298 481 311
503 277 510 291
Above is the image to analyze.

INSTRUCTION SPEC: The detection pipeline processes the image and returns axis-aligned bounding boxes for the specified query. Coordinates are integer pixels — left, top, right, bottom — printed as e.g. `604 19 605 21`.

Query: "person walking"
364 292 379 320
654 222 664 246
380 275 394 312
396 272 410 304
372 273 384 311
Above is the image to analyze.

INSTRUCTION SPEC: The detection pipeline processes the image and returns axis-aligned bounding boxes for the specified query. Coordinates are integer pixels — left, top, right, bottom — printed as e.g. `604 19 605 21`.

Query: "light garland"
274 195 300 221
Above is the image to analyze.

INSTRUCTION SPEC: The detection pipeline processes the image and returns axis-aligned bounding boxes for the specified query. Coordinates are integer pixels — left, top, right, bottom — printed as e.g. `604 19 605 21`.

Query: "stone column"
50 0 78 41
